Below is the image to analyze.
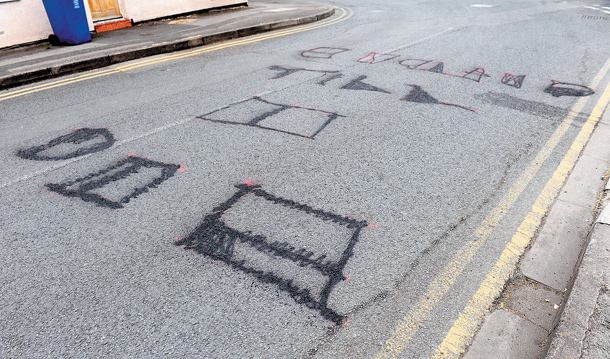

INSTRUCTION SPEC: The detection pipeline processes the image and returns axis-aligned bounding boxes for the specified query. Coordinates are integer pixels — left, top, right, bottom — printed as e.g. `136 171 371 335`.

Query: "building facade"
0 0 245 49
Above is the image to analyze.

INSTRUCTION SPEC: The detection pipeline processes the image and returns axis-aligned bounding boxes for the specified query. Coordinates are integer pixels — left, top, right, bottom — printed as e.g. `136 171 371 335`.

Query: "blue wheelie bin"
42 0 91 45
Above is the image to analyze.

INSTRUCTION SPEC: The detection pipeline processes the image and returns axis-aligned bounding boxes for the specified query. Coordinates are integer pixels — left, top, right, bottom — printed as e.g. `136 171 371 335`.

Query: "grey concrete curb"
0 8 334 90
543 105 610 358
545 208 610 358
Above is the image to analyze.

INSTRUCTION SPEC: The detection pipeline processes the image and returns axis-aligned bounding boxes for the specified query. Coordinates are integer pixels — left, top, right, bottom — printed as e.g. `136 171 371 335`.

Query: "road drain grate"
581 15 609 20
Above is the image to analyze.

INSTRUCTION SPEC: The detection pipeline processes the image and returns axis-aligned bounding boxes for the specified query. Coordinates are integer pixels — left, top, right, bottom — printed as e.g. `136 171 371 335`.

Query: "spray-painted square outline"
196 96 344 140
175 183 368 324
46 156 181 209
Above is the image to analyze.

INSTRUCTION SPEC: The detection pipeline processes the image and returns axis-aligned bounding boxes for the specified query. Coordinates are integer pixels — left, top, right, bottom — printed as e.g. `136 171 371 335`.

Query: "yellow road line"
0 68 118 98
0 6 351 102
431 62 610 359
375 56 610 359
116 9 353 72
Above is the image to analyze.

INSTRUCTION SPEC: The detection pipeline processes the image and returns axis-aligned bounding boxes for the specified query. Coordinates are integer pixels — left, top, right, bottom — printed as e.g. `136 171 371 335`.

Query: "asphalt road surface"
1 0 610 357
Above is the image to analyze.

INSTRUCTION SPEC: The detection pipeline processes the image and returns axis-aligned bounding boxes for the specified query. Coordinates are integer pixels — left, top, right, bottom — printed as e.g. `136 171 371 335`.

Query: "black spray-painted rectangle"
46 156 180 209
197 97 343 139
175 184 368 324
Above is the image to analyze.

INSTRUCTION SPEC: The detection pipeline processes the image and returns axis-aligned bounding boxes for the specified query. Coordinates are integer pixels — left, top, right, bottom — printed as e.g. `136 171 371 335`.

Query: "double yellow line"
376 57 610 358
430 61 610 359
0 6 351 103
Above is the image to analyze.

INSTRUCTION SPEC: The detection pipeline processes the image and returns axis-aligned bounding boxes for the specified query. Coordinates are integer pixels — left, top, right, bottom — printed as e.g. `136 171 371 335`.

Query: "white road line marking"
0 91 276 190
384 27 458 54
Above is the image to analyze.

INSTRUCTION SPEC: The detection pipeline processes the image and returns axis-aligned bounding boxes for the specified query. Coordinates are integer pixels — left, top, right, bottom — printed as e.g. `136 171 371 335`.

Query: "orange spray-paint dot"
179 166 186 172
244 181 254 186
127 153 136 157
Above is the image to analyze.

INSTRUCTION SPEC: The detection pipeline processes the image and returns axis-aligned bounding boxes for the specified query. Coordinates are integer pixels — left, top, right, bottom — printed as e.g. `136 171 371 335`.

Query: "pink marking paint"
179 166 186 172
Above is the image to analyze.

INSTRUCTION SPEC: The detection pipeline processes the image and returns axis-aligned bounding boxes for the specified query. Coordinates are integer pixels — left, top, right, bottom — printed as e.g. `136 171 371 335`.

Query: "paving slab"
580 278 610 359
503 282 562 331
597 201 610 224
520 198 593 292
464 310 548 359
557 153 608 208
546 223 610 359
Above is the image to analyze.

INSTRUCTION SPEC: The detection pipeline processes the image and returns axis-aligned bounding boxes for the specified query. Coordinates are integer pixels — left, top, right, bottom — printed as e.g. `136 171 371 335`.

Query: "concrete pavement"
0 0 334 90
545 174 610 358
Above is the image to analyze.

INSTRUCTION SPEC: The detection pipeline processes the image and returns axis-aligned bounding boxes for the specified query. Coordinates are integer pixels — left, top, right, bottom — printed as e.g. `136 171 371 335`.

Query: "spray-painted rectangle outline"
197 97 343 140
175 183 368 324
46 156 180 209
